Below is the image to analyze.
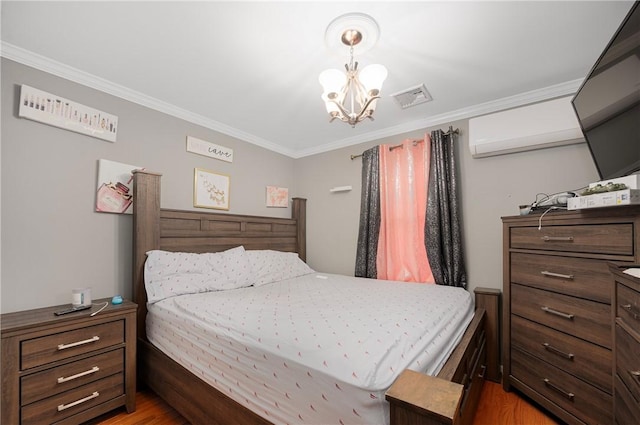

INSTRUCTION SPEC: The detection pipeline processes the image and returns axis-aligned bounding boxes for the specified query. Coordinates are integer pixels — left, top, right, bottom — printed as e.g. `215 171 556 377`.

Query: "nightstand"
1 298 137 424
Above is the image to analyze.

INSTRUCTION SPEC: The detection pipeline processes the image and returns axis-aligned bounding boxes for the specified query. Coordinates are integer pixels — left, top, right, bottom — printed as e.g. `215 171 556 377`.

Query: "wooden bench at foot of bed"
132 170 496 425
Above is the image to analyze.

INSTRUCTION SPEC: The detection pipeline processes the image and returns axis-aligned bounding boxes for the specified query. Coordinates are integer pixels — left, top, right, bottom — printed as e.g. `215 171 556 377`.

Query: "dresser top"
502 204 640 224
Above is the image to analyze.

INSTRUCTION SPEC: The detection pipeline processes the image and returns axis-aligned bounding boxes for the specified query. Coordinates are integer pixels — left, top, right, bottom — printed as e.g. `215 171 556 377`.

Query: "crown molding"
2 42 582 159
1 42 295 157
294 78 583 158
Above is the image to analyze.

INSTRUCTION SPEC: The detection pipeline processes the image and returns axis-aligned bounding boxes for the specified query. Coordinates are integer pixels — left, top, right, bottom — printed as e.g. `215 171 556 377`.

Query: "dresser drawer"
511 252 611 303
21 372 124 425
21 320 124 370
511 284 611 348
512 348 612 425
615 375 640 425
510 224 633 255
615 323 640 403
617 282 640 328
511 315 611 393
21 348 124 406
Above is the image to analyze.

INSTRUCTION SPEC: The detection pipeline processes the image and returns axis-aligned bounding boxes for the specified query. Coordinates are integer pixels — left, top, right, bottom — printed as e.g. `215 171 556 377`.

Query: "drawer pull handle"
57 335 100 351
542 343 575 360
621 304 640 320
541 306 574 320
541 271 574 280
630 370 640 383
57 366 100 383
543 378 575 401
477 365 487 380
541 236 574 242
57 391 99 411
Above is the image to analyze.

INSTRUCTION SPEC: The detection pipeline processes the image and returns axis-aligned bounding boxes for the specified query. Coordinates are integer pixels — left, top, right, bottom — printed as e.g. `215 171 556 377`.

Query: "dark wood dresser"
502 205 640 425
609 263 640 424
1 299 137 424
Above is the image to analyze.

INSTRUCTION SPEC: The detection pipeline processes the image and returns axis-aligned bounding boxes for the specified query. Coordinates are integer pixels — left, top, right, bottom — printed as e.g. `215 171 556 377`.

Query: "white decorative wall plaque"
18 85 118 142
186 136 234 163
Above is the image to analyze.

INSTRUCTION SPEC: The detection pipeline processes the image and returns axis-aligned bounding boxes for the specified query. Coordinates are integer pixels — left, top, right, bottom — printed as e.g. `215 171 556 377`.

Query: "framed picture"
194 168 230 210
266 186 289 208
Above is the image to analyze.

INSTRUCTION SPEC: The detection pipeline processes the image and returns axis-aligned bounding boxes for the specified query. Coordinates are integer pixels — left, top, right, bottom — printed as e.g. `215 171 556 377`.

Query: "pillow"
144 246 253 303
246 250 314 287
210 245 253 289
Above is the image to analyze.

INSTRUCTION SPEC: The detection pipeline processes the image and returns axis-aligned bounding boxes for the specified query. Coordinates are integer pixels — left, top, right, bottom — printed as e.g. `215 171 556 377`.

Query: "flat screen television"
571 1 640 181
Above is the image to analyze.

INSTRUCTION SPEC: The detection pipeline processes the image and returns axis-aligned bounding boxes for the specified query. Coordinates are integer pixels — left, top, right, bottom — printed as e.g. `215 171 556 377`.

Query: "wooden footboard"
386 308 487 425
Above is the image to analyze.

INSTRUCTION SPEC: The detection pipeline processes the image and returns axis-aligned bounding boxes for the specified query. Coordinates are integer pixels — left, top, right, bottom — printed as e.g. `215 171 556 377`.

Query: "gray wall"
295 120 600 295
1 58 601 314
1 59 296 313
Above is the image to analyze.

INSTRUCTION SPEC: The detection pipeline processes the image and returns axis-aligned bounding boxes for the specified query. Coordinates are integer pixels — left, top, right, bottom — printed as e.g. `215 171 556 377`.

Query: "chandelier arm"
351 94 381 122
329 99 354 121
359 94 380 112
325 93 380 124
353 79 369 109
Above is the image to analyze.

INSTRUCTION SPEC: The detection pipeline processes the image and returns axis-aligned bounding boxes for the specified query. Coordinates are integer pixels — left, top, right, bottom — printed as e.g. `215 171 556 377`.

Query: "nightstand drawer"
21 372 124 425
510 224 633 255
511 252 611 303
617 282 640 328
511 283 611 348
615 323 640 402
512 348 612 425
21 348 124 406
21 320 124 370
511 315 611 393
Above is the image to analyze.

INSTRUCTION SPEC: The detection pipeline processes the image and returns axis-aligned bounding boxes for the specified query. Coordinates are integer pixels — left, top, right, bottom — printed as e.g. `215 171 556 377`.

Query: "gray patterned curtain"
355 147 380 278
425 129 466 288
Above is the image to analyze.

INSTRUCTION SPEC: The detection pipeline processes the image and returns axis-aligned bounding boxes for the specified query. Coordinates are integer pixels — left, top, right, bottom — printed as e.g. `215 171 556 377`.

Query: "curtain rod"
350 126 460 160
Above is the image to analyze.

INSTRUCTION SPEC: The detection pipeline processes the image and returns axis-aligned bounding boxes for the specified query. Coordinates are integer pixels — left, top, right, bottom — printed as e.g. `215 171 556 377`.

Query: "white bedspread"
147 273 474 425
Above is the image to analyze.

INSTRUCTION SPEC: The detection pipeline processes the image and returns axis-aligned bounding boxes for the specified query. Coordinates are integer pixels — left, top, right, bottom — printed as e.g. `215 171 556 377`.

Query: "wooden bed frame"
131 170 488 425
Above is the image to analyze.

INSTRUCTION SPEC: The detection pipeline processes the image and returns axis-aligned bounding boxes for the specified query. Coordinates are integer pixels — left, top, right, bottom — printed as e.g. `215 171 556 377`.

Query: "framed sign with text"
186 136 234 163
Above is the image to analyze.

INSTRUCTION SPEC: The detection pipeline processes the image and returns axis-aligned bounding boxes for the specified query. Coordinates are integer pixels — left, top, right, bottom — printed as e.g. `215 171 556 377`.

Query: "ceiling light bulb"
358 64 388 95
319 69 346 94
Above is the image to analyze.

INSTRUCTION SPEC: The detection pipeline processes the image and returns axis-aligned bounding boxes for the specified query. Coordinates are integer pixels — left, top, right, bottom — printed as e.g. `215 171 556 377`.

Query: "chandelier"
319 14 388 127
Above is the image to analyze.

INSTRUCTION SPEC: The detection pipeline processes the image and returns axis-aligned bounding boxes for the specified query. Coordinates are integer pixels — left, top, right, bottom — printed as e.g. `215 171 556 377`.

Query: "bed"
132 170 489 425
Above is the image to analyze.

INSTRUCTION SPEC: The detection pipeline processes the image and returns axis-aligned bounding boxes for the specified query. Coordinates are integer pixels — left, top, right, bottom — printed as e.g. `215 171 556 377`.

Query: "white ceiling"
1 1 634 158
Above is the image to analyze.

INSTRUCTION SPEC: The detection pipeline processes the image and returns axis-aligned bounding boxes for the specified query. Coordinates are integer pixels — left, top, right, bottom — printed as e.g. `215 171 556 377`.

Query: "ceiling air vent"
390 84 433 109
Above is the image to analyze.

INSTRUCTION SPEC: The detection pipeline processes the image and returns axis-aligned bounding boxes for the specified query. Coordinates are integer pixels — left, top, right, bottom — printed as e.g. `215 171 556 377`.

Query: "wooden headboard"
131 170 307 340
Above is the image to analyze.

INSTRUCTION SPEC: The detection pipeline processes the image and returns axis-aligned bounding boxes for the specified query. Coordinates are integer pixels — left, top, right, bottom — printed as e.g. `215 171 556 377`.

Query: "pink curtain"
377 135 434 283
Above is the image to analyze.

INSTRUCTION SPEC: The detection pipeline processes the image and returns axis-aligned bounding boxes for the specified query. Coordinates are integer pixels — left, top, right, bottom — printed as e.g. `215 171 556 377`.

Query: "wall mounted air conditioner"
468 96 584 158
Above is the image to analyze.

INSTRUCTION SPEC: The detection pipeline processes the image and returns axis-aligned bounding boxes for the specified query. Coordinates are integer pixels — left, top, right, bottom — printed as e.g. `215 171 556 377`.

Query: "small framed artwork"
266 186 289 208
194 168 230 210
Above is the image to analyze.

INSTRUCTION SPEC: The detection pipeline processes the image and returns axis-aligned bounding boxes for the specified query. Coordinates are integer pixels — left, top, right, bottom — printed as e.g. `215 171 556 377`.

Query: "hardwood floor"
87 390 188 425
94 381 558 425
472 381 558 425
